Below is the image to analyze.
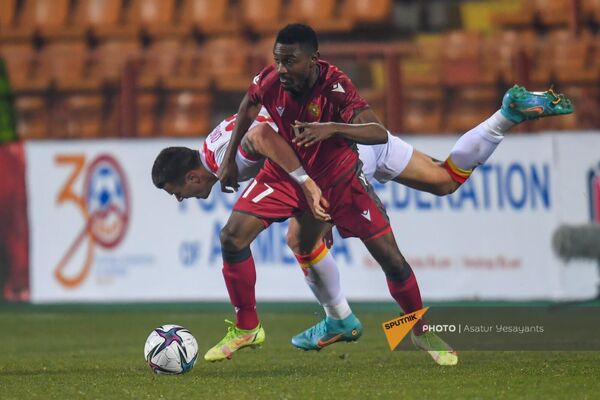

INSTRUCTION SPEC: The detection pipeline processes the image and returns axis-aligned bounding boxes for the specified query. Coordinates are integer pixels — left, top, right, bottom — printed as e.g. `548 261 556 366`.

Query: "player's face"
273 42 317 94
163 171 216 201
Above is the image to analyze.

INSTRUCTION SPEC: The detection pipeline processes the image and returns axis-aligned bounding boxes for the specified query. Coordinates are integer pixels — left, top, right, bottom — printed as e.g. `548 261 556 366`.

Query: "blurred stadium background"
1 0 600 139
0 1 599 398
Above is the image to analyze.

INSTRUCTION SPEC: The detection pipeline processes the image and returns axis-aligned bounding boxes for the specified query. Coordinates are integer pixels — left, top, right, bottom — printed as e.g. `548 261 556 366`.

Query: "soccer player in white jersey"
152 85 572 364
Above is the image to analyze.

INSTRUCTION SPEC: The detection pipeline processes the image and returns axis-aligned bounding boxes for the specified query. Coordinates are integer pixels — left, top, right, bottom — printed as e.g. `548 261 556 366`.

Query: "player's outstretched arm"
292 120 388 147
244 123 306 173
218 92 261 193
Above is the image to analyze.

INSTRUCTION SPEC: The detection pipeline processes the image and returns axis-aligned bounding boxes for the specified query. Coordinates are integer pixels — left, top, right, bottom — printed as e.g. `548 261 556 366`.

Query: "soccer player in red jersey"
153 81 571 365
158 24 571 365
208 23 458 365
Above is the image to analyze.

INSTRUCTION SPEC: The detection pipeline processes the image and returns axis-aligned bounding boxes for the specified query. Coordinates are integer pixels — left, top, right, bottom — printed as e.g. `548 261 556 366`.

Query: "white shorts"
357 132 414 184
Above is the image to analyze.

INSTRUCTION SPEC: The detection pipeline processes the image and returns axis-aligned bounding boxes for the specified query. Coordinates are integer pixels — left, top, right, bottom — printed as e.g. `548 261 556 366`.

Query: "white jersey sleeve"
199 107 277 181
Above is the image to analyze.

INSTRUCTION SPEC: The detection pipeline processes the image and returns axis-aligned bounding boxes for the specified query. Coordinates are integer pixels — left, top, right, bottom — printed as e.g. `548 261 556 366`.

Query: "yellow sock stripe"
445 157 473 179
297 246 329 269
309 246 329 266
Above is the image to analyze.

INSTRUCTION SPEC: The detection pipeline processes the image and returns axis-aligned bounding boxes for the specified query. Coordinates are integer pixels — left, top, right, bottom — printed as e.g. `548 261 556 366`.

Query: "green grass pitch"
0 302 598 399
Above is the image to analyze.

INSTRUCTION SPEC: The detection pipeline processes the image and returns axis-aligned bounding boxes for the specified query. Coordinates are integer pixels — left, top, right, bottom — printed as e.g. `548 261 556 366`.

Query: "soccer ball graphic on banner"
144 325 198 374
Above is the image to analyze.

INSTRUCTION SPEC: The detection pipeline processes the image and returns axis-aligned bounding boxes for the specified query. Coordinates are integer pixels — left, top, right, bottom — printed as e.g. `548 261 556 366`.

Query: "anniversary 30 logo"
53 154 130 288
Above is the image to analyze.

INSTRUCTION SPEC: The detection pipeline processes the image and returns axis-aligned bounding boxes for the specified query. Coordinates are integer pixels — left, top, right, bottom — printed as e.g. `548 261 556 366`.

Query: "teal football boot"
291 314 363 351
501 85 573 124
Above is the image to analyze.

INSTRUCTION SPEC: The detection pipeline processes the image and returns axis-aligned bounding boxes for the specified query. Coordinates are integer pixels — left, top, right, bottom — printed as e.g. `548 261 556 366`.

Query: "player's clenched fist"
218 159 239 193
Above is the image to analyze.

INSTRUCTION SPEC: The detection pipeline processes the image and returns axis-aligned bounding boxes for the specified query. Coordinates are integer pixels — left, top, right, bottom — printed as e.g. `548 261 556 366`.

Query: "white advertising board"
25 133 600 303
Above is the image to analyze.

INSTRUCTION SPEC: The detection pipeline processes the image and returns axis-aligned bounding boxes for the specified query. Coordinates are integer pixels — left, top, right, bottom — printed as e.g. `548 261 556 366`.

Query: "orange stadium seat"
36 41 105 139
531 30 595 86
441 31 494 87
483 30 537 84
38 41 97 90
0 43 49 139
402 88 443 134
582 0 600 24
446 87 498 134
442 31 500 132
0 0 17 37
534 0 571 27
491 1 534 30
68 0 135 39
163 42 211 91
136 92 159 137
0 43 36 91
92 40 141 84
14 95 48 139
2 0 71 41
401 58 442 88
178 0 238 35
439 32 498 134
401 35 443 87
125 0 186 38
254 35 277 67
203 36 252 91
160 90 212 137
550 31 595 84
58 94 104 138
344 0 392 25
286 0 354 33
137 38 182 88
240 0 283 35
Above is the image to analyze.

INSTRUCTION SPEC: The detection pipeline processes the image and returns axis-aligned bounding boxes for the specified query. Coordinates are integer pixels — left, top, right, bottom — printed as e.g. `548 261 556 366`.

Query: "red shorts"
233 162 391 241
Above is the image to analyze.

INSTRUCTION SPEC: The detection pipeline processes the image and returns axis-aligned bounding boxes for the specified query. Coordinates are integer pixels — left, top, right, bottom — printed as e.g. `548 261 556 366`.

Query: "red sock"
387 272 427 335
222 255 259 330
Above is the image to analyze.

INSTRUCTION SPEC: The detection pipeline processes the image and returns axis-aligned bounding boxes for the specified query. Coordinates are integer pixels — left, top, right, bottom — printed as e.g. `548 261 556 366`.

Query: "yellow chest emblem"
308 102 321 119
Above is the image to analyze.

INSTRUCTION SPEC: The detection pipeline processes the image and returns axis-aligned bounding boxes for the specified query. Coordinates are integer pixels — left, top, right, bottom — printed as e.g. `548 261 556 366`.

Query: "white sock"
297 246 352 320
448 110 514 171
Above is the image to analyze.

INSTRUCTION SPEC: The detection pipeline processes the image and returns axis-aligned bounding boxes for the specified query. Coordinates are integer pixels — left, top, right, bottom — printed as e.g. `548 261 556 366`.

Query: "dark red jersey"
247 60 369 187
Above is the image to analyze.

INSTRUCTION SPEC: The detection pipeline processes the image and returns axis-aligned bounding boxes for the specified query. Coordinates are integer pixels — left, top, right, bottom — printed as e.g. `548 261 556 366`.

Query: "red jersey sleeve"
329 74 370 123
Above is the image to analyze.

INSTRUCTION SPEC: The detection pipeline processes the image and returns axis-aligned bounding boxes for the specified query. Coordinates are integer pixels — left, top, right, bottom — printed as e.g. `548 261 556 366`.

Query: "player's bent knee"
246 123 274 152
366 235 411 279
286 233 322 256
285 230 301 254
384 257 412 281
220 224 249 252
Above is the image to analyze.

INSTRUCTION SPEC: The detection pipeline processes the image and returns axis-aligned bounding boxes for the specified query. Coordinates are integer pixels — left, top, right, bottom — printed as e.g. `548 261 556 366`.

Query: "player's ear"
311 51 319 64
185 170 200 184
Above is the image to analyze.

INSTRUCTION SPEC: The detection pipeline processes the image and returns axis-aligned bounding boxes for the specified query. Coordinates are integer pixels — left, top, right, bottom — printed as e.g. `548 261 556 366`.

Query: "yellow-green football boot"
411 330 458 366
204 320 265 362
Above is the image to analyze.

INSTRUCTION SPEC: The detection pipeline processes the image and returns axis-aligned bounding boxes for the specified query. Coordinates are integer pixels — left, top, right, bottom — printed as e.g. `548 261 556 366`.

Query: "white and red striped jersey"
200 106 277 178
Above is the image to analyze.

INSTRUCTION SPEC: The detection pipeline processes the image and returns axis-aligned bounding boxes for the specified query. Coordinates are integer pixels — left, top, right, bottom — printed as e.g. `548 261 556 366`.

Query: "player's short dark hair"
152 147 201 188
275 23 319 54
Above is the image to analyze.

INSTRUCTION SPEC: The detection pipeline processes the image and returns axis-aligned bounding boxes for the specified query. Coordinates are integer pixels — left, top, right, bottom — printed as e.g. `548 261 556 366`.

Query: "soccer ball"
144 324 198 374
